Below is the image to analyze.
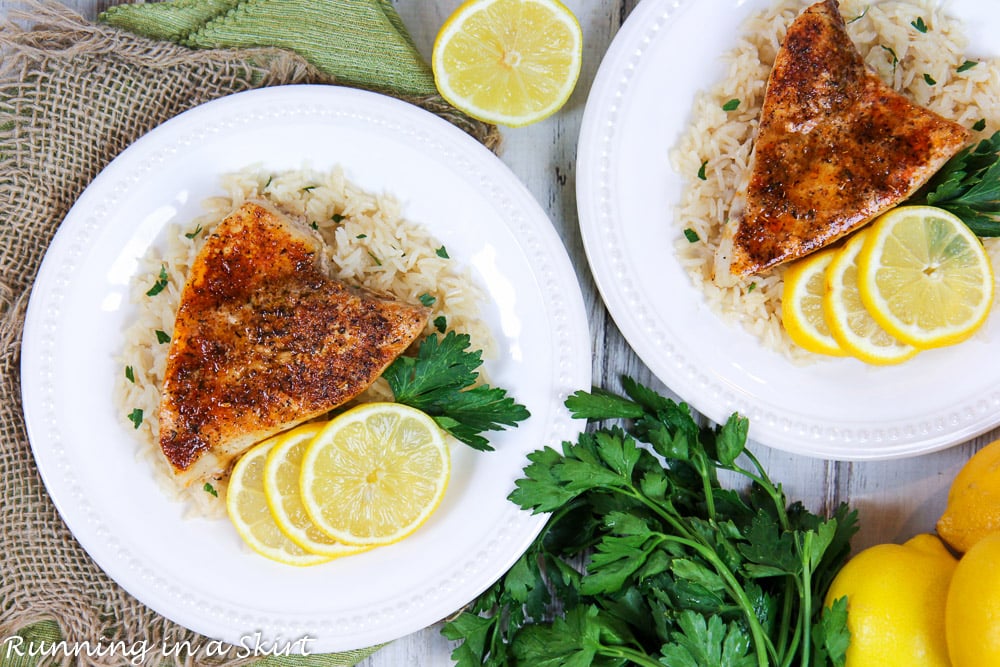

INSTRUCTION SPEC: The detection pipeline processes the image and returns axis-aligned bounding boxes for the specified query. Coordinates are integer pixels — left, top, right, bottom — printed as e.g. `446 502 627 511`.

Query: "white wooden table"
30 1 992 664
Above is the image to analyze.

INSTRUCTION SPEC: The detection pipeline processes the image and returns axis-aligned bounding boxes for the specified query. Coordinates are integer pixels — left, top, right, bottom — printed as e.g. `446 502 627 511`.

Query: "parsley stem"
776 577 797 667
647 528 775 667
734 449 792 531
599 646 665 667
611 477 776 666
799 532 815 667
696 453 719 521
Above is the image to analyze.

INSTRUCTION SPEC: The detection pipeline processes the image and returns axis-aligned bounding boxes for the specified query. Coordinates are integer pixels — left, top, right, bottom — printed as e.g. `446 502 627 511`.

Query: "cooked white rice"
671 0 1000 362
115 166 492 517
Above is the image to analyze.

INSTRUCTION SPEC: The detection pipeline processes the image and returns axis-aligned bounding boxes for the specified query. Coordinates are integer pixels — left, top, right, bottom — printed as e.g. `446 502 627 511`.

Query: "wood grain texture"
6 1 993 665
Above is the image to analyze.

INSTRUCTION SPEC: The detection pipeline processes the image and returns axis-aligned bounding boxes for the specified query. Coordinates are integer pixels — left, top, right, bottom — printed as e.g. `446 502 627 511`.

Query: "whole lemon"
937 438 1000 553
824 533 957 667
945 531 1000 666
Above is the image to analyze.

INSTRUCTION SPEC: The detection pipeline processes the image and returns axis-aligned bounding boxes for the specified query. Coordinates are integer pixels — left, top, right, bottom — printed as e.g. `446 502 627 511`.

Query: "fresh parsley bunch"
443 377 856 667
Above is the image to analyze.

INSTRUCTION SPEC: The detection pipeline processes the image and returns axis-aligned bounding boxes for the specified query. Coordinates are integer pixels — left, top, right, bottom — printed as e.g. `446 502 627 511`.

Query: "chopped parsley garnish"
911 130 1000 236
125 366 135 383
418 293 437 307
127 408 143 429
383 331 529 451
443 378 857 667
881 45 899 76
264 175 273 189
697 160 708 181
332 213 345 223
184 224 203 240
433 315 448 334
911 16 928 33
301 185 317 192
203 482 219 497
974 118 988 132
155 330 171 344
356 233 367 239
722 98 740 111
436 245 450 259
957 60 979 73
368 251 382 266
145 264 168 297
923 73 937 85
683 228 700 243
846 6 868 23
310 221 319 230
747 282 757 292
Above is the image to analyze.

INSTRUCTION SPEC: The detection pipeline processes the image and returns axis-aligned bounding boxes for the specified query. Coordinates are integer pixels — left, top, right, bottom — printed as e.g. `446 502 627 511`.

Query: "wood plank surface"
6 1 992 665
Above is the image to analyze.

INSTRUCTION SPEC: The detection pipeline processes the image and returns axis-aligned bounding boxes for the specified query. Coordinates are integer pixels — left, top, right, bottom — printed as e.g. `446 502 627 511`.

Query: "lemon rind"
781 248 848 357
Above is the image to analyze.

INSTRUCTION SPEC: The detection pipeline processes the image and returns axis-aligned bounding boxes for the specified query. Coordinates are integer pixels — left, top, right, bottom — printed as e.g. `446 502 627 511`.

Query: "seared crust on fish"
714 0 970 283
158 201 429 486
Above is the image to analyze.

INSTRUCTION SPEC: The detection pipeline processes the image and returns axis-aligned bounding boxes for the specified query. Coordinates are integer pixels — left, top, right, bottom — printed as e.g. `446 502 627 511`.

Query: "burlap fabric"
0 2 489 665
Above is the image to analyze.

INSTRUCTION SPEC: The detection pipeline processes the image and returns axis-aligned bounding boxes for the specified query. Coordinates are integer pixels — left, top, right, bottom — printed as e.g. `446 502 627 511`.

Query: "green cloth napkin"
101 0 439 98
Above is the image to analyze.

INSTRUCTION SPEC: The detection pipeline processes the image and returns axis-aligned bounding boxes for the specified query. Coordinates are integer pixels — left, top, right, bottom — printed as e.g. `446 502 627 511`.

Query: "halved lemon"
857 205 995 349
300 403 450 546
263 423 373 559
781 247 846 356
824 228 920 365
431 0 583 127
226 437 332 566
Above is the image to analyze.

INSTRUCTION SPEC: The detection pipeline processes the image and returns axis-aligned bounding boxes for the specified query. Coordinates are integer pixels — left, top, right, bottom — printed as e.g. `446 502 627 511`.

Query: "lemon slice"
300 403 450 546
263 423 373 559
781 248 846 356
857 205 995 349
226 437 332 566
824 228 920 365
431 0 583 127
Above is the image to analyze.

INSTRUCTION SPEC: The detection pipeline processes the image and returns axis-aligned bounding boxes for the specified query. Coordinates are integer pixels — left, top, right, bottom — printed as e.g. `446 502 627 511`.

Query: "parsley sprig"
444 377 855 667
383 331 529 451
913 130 1000 236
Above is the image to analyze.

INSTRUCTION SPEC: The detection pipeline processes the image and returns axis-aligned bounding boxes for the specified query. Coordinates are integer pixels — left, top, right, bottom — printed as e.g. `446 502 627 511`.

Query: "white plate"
21 85 591 653
577 0 1000 460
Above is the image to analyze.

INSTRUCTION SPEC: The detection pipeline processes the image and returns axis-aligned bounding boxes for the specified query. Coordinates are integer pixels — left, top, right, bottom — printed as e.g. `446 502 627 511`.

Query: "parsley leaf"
684 228 700 243
436 245 450 259
722 98 740 111
383 331 530 451
923 73 937 85
127 408 143 429
911 130 1000 235
125 365 135 383
184 224 203 240
433 315 448 333
145 264 168 297
418 293 437 307
911 16 927 33
203 482 219 497
155 330 171 344
974 118 988 132
698 160 709 180
846 7 868 24
957 60 978 73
